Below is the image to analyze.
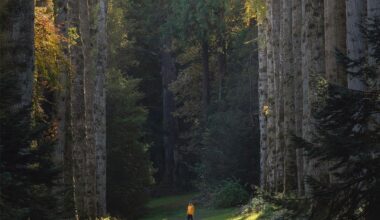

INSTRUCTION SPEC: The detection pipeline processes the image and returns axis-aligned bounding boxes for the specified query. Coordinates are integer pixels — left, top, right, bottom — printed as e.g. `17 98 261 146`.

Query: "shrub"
211 180 249 208
239 191 290 220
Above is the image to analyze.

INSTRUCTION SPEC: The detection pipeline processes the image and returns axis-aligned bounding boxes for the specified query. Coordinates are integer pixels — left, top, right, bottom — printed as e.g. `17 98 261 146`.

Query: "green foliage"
106 69 154 219
290 18 380 220
200 22 259 192
0 106 59 219
169 0 246 44
0 3 59 219
107 0 166 184
237 188 300 220
211 180 249 208
67 27 80 46
300 85 380 220
241 197 279 220
169 0 260 192
201 108 258 185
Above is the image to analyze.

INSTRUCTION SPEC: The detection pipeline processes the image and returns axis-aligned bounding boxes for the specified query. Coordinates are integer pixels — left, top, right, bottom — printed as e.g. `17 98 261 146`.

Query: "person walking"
187 202 195 220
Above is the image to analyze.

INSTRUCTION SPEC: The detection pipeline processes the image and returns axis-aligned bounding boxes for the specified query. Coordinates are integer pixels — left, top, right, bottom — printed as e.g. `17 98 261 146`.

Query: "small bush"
211 180 249 208
239 189 296 220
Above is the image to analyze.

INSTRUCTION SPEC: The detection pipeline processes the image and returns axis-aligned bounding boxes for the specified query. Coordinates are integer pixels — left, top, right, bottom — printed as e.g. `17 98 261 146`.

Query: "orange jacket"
187 204 195 215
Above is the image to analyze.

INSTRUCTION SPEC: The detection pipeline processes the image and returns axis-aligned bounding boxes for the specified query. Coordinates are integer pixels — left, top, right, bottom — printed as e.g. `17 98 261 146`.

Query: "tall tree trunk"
292 0 304 196
1 0 35 111
301 0 325 194
258 19 268 189
201 40 210 122
94 0 107 215
217 37 227 103
54 0 77 217
324 0 347 185
272 0 284 193
265 0 276 192
325 0 346 86
217 9 226 103
161 43 178 186
367 0 380 89
79 0 97 217
281 0 297 194
68 0 87 217
346 0 367 91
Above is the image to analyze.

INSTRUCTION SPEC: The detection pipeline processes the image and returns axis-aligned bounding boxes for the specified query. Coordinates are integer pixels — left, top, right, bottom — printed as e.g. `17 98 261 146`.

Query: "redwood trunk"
346 0 367 91
161 43 178 186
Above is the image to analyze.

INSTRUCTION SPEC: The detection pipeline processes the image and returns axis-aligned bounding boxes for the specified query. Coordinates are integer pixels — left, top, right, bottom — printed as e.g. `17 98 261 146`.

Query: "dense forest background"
0 0 379 220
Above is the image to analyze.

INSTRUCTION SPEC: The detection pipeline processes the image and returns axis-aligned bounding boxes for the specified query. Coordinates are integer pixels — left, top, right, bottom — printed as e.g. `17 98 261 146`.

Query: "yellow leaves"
28 163 40 170
34 5 65 119
34 6 62 77
244 1 255 25
31 140 38 150
244 0 267 25
262 104 270 117
68 27 80 46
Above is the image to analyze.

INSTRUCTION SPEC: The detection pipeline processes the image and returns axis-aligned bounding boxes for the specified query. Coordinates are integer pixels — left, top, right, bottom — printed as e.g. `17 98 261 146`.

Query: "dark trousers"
187 214 193 220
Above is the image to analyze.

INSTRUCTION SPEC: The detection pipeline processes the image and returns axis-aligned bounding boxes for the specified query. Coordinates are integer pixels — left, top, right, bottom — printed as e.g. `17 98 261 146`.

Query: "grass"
141 193 261 220
229 212 261 220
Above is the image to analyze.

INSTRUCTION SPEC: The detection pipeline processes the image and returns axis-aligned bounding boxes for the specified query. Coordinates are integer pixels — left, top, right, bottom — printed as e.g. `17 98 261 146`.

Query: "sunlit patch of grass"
229 212 261 220
199 207 239 220
142 193 197 220
142 193 241 220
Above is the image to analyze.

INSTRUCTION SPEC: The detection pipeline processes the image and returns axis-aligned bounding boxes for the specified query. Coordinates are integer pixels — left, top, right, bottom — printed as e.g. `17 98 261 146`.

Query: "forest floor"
141 193 261 220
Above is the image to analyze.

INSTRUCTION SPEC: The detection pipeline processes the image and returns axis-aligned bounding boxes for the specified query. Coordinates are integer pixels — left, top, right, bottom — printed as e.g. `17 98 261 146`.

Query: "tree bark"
292 0 305 196
346 0 367 91
78 0 97 217
272 0 284 193
281 0 297 194
325 0 346 86
161 42 178 186
265 0 276 192
0 0 35 111
258 19 268 189
301 0 325 194
324 0 347 185
94 0 107 215
68 0 87 217
217 9 227 103
367 0 380 89
54 0 77 217
201 40 210 122
217 37 227 103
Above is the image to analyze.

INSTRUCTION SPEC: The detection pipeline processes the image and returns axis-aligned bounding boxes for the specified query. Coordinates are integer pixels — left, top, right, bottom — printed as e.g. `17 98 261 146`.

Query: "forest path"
141 193 260 220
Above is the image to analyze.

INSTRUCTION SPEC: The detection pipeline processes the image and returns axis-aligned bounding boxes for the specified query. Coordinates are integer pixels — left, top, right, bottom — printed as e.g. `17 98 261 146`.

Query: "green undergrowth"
141 193 240 220
101 192 283 220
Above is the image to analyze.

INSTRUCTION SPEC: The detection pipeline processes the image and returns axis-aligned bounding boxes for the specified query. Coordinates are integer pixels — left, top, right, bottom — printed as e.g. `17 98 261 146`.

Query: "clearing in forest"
141 193 261 220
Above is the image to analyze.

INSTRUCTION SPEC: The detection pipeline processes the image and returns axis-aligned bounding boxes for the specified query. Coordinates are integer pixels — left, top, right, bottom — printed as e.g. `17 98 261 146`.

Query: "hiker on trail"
187 202 195 220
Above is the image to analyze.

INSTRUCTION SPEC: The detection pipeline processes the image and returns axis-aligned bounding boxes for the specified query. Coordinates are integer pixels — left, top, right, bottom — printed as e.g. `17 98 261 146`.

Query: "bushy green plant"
292 17 380 220
239 190 293 220
211 180 249 208
0 106 59 219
